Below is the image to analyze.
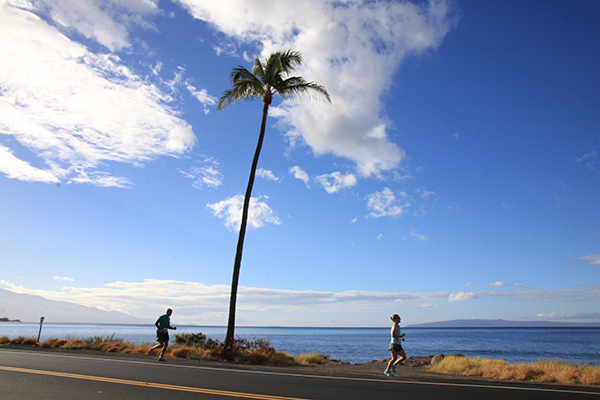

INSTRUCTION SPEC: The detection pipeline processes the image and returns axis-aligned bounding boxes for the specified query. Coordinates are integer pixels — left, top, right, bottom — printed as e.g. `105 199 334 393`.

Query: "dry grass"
6 336 39 346
294 352 331 365
41 338 69 348
428 355 600 385
1 334 329 366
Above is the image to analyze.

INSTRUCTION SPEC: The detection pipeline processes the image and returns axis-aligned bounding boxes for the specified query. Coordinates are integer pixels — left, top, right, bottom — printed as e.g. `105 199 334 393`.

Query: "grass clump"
295 352 331 365
428 355 600 385
40 338 68 348
3 336 38 346
170 333 296 365
37 334 138 353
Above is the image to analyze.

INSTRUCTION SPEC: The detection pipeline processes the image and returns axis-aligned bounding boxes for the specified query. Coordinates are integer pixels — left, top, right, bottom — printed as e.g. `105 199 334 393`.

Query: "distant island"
0 317 21 322
406 319 600 328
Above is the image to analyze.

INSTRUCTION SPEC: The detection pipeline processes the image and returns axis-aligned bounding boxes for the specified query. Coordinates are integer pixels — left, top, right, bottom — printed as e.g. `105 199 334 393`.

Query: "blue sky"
1 0 599 326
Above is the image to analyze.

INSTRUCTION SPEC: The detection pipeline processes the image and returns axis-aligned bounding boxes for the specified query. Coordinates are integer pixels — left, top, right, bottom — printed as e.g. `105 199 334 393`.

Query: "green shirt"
156 314 170 334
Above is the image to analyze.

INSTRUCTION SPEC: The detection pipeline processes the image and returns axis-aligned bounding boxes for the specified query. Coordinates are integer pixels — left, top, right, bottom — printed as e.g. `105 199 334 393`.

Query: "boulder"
431 353 445 366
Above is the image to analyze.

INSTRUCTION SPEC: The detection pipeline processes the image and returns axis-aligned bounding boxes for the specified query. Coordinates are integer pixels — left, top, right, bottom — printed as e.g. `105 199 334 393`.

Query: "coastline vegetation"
0 333 331 366
0 317 21 322
428 354 600 385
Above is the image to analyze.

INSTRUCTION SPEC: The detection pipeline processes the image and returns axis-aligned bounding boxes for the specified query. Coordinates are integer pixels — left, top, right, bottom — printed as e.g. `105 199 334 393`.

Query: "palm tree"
217 50 330 359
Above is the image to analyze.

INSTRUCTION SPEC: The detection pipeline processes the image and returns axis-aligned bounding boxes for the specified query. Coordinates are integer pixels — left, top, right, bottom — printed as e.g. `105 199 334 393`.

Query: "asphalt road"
1 349 599 399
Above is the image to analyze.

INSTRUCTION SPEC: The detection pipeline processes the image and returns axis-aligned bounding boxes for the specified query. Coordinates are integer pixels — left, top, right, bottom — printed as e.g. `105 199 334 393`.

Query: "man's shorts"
389 343 403 353
157 332 169 343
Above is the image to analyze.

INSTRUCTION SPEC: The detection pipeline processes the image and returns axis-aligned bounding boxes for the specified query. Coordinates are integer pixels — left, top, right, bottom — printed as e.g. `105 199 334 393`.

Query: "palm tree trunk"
223 100 270 360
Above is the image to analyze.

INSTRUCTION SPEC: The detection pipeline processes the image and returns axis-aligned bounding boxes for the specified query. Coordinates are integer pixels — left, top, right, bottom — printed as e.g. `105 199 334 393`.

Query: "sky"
1 0 599 327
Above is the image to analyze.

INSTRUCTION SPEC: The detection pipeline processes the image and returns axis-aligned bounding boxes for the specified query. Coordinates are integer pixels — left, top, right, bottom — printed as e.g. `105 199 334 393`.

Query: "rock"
431 354 445 366
403 355 434 368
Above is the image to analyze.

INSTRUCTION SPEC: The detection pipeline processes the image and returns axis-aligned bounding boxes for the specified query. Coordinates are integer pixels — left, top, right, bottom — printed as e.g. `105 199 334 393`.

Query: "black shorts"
157 332 169 343
389 343 403 353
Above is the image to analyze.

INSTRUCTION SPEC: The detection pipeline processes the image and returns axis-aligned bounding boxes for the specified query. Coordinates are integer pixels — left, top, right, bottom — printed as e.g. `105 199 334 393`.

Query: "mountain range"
406 319 600 328
2 288 599 328
0 288 151 324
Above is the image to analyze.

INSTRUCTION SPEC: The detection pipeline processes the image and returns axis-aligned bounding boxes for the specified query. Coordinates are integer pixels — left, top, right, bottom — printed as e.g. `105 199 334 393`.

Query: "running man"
148 308 177 361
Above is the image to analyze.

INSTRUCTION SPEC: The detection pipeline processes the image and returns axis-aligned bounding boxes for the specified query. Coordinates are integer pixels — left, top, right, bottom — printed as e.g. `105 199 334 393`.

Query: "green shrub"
84 334 124 349
174 332 207 347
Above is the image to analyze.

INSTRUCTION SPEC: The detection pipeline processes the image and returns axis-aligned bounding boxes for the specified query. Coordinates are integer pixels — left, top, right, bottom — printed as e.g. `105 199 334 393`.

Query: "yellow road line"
0 365 310 400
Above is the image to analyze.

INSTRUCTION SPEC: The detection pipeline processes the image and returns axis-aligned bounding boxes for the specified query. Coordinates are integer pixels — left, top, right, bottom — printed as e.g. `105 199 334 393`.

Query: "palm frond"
278 50 302 74
252 57 267 84
217 66 263 111
275 77 332 104
217 50 330 111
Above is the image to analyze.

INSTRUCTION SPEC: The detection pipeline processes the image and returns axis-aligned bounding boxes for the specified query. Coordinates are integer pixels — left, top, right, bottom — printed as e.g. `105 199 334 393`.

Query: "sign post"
37 316 45 343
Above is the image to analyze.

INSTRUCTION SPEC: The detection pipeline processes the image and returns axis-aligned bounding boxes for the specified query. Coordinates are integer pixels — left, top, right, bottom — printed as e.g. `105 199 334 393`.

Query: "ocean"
1 323 598 365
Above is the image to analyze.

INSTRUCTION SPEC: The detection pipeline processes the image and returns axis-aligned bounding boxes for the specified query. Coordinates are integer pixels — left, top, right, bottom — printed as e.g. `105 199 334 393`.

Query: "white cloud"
178 0 458 177
289 165 310 187
53 276 74 282
186 83 217 114
0 1 196 187
180 157 223 189
536 311 600 321
576 151 598 173
489 281 506 287
315 171 357 193
578 254 600 266
366 187 410 218
16 0 160 52
2 279 600 324
207 194 281 230
257 168 281 182
417 187 435 199
403 231 428 241
448 291 476 302
0 144 60 184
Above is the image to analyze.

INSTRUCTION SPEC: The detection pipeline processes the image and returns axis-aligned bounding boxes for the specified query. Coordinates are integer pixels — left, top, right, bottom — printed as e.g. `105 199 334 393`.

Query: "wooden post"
37 316 44 343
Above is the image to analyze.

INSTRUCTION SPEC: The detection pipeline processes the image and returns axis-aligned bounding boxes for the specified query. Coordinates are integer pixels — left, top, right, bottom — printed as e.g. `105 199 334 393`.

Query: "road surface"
1 348 599 399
